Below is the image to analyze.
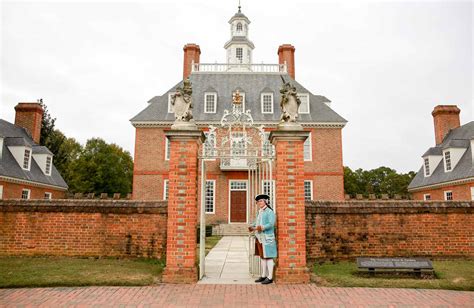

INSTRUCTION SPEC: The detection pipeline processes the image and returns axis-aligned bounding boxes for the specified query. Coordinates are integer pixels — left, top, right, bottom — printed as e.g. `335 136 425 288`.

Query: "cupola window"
236 22 242 32
236 48 243 63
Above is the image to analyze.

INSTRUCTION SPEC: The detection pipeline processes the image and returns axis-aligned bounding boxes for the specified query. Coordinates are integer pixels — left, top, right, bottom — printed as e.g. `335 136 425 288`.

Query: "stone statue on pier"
278 81 303 130
171 78 196 129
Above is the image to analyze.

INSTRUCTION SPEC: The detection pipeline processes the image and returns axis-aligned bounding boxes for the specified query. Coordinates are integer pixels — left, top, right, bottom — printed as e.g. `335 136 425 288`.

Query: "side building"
131 7 347 225
408 105 474 200
0 102 68 199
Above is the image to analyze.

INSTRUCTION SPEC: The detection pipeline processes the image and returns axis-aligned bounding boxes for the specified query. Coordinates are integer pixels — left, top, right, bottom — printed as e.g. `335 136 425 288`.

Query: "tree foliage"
344 166 416 197
68 138 133 195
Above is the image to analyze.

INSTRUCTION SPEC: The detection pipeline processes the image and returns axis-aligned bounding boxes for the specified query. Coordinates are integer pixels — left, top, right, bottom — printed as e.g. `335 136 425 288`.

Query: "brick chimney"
183 43 201 80
278 44 296 79
432 105 461 145
14 102 44 144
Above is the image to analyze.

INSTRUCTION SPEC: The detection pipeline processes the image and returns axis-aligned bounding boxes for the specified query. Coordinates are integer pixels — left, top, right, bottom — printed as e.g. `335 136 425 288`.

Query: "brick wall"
306 201 474 261
0 181 66 200
411 181 474 201
0 200 167 258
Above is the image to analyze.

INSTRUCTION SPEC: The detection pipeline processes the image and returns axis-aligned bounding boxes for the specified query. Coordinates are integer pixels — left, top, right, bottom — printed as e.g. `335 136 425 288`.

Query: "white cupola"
224 5 255 66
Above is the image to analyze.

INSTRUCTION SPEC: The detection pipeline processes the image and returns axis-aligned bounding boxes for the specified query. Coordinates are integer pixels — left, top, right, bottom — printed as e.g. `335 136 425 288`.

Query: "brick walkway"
1 285 473 307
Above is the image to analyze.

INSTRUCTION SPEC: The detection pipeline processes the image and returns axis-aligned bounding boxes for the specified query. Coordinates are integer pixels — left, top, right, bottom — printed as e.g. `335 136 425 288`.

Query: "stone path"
199 236 255 284
1 285 473 307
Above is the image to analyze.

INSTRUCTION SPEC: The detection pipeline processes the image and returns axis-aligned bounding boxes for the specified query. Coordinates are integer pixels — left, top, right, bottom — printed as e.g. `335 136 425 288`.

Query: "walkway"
199 236 255 284
1 285 472 307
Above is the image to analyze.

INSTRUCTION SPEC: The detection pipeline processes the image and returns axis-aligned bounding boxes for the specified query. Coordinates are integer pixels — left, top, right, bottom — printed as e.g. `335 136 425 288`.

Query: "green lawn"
0 257 165 288
313 260 474 291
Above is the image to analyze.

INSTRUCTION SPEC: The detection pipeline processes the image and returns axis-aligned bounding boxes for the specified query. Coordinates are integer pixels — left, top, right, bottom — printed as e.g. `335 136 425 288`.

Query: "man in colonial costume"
249 194 277 284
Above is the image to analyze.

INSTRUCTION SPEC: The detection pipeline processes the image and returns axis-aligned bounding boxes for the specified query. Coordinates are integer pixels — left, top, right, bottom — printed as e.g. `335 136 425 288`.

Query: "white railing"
192 62 287 74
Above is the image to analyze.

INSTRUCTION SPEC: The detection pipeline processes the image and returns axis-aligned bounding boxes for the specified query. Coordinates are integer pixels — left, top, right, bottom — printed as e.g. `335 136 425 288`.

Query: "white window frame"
203 132 216 158
23 148 31 170
304 132 312 161
163 180 169 200
444 190 453 201
297 93 310 114
261 93 274 114
444 151 452 172
236 22 242 32
261 180 275 209
236 47 243 63
204 92 217 113
45 156 52 175
304 180 313 201
44 192 52 200
423 158 430 176
262 132 275 156
165 137 170 161
168 93 174 113
21 189 30 200
205 180 216 214
423 194 431 201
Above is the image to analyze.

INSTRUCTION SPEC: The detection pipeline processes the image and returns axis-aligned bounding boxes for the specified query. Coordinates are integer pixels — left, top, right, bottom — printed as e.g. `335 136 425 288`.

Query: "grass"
0 257 165 288
313 260 474 291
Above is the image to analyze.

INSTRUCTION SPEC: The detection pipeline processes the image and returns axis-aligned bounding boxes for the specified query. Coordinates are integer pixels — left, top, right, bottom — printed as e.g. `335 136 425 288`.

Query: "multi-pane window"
165 137 170 160
262 132 275 156
205 180 215 213
44 192 52 200
424 158 430 176
21 189 30 200
23 149 31 169
45 156 52 175
236 48 243 63
163 180 169 200
304 180 313 201
298 94 310 114
444 191 453 201
304 133 312 161
230 181 247 190
236 23 242 32
261 93 273 114
204 132 216 157
444 151 452 171
423 194 431 201
262 180 275 207
231 132 246 156
205 93 217 113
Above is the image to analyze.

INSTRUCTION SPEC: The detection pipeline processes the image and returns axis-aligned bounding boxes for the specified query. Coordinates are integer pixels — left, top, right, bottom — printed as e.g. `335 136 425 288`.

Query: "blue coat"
254 207 277 258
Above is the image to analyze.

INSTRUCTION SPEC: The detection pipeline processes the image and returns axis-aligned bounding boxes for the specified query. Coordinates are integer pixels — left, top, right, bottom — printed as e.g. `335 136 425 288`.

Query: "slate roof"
130 72 347 125
0 119 68 189
408 121 474 190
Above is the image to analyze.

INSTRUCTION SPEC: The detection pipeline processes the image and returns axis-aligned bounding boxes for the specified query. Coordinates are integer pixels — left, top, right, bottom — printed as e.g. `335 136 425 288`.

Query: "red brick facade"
14 103 43 144
306 201 474 261
411 181 474 201
0 200 167 258
132 126 345 222
0 180 66 200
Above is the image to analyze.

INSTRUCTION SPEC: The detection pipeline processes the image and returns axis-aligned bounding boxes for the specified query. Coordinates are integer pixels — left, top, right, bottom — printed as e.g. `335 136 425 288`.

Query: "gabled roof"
408 121 474 190
0 119 68 189
130 73 347 125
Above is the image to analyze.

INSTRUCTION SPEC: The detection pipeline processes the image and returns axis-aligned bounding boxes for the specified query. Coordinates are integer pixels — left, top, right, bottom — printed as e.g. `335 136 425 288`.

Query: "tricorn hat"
255 194 270 201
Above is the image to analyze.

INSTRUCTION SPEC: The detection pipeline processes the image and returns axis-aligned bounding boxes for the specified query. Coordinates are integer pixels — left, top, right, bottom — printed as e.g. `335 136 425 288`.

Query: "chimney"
14 102 44 144
278 44 296 79
432 105 461 145
183 43 201 80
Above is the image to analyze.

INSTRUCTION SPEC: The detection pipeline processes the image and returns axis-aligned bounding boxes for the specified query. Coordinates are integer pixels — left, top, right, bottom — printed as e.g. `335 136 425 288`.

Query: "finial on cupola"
238 0 241 13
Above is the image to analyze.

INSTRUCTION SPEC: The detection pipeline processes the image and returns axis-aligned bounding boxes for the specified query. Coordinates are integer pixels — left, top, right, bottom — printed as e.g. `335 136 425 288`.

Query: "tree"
68 138 133 195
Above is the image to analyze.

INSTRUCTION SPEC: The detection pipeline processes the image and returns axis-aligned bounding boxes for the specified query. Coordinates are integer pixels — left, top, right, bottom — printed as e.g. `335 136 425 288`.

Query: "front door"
230 191 246 223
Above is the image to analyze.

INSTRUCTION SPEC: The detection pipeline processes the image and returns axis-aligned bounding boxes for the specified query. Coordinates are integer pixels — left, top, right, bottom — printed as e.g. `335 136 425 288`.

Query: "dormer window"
45 156 52 175
23 149 31 170
444 151 452 171
261 93 273 114
204 93 217 113
298 94 310 114
424 158 430 176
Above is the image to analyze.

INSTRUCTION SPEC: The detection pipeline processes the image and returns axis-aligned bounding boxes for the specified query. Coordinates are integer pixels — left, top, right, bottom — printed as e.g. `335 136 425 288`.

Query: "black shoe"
261 278 273 285
254 277 266 283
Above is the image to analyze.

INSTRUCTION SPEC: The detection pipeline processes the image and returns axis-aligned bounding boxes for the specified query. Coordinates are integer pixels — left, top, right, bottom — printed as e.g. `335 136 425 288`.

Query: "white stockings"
260 258 274 280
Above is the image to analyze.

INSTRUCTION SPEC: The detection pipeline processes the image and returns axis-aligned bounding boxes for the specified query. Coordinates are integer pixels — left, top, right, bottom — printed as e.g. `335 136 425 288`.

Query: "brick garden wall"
0 200 167 259
306 201 474 262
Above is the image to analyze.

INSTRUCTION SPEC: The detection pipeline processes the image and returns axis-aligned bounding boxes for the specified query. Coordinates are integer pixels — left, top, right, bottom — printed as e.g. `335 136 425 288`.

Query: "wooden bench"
357 257 434 277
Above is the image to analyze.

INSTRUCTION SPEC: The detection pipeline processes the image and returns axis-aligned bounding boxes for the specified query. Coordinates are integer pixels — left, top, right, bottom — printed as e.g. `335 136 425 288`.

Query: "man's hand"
248 226 254 232
256 225 263 232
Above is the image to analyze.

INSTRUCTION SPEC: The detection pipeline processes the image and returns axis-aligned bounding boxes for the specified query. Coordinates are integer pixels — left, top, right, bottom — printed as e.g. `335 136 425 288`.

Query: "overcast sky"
1 0 472 173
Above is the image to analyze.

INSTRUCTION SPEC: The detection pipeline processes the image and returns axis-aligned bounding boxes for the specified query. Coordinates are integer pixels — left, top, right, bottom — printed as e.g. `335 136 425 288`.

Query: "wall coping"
0 199 168 214
306 200 473 214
